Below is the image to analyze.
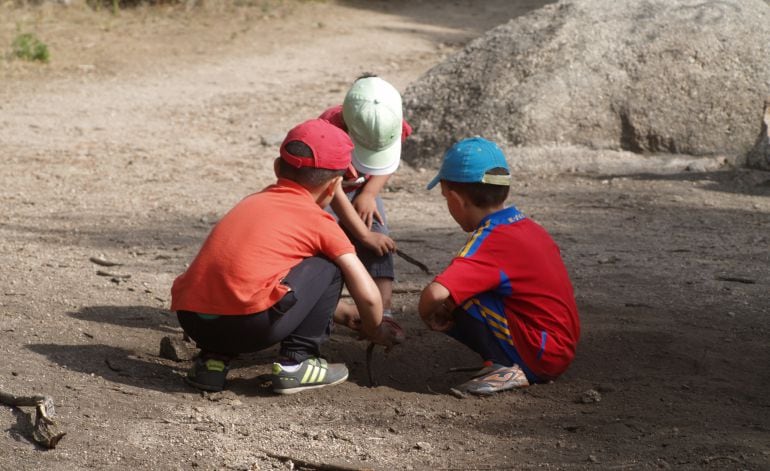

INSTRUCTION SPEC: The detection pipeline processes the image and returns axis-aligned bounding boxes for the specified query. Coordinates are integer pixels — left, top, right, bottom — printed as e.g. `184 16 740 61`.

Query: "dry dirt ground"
1 1 769 470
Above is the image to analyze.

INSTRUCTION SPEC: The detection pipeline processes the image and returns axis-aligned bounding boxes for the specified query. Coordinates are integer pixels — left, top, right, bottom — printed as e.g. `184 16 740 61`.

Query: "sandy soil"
1 1 769 470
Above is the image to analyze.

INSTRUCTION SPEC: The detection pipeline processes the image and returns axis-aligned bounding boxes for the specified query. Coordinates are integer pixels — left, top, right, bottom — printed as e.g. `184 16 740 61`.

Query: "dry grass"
1 0 302 80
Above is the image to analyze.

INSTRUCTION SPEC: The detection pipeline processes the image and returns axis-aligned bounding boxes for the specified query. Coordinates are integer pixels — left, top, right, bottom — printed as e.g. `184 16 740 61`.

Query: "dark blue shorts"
447 293 541 384
326 189 395 280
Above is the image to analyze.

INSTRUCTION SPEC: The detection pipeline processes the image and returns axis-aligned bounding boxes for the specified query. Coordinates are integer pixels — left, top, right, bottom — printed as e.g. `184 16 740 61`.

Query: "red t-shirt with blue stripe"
434 206 580 379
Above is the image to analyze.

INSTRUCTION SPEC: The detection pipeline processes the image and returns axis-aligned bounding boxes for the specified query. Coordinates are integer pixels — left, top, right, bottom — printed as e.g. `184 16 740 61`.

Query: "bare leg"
334 298 360 330
374 277 393 316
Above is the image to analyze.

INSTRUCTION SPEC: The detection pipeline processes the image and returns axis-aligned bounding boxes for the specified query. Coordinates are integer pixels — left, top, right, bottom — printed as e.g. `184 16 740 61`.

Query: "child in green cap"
320 74 413 323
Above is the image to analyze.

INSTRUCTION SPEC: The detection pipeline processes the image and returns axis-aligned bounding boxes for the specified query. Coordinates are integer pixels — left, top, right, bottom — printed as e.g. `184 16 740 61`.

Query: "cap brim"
426 174 441 190
351 138 401 176
345 163 358 180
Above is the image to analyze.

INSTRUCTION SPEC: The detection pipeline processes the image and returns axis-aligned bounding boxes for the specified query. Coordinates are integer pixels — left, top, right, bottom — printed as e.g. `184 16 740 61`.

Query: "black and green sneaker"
185 356 230 392
271 357 348 395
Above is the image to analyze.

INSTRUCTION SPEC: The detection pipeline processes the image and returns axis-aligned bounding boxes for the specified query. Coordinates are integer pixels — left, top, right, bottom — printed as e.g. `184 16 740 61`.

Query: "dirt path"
1 1 769 470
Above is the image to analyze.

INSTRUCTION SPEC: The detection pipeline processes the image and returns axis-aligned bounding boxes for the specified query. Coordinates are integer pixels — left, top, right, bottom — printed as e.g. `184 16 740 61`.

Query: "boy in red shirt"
171 119 402 394
419 137 580 395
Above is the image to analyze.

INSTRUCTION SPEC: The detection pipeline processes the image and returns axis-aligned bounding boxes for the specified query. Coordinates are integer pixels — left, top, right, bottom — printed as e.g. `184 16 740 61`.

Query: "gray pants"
176 257 342 362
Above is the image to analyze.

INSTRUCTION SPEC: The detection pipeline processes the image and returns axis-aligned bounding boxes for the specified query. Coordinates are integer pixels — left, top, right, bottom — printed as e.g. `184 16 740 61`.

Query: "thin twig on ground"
262 449 373 471
365 342 377 387
395 249 431 275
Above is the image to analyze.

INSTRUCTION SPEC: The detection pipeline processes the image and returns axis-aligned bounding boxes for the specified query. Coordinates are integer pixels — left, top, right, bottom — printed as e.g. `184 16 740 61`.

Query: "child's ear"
327 176 342 196
273 158 282 178
446 187 466 208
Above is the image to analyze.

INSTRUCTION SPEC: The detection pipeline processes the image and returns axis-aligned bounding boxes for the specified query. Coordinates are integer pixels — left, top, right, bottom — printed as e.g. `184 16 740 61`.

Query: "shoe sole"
184 376 224 392
272 372 349 395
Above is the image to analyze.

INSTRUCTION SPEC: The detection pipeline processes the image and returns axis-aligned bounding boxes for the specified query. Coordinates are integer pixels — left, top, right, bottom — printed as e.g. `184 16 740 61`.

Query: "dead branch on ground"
263 449 373 471
0 389 66 448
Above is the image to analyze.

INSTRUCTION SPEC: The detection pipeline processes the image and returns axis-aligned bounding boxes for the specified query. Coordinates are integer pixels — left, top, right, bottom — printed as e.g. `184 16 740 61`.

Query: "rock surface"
403 0 770 169
746 98 770 170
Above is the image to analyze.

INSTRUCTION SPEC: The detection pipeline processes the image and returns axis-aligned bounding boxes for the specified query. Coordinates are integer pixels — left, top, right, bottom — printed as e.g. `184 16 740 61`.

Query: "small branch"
447 365 485 373
104 358 123 372
89 256 122 267
716 275 756 284
391 287 423 294
703 455 743 465
262 450 373 471
0 390 66 448
365 343 377 387
395 249 431 275
96 270 131 279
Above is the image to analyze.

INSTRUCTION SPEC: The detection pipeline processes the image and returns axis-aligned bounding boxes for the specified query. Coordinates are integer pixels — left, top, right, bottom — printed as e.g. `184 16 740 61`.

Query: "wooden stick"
262 450 373 471
395 249 431 275
391 287 423 294
365 343 377 387
88 256 122 267
447 365 485 373
0 390 66 448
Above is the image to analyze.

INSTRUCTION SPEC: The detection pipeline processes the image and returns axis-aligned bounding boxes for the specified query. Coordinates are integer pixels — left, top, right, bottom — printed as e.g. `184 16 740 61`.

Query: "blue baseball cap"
426 137 511 190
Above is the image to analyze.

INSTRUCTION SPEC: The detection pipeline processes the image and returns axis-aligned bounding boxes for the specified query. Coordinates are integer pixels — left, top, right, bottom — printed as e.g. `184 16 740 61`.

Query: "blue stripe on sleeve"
537 331 547 360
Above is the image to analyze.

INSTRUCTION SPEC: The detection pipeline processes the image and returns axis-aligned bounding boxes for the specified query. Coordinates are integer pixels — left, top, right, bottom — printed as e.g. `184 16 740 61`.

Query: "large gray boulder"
747 98 770 170
403 0 770 169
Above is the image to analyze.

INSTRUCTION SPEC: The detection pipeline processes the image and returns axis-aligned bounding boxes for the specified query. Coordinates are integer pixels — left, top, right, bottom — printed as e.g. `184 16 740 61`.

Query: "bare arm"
358 174 390 197
330 185 395 256
418 281 456 332
353 174 391 227
335 252 382 338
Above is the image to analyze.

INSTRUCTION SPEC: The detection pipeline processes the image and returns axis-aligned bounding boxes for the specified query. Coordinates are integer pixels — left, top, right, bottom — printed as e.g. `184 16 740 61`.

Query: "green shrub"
12 33 50 63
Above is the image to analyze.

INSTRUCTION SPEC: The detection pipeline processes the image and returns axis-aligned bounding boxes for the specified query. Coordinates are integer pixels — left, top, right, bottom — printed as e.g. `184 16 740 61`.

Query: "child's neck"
466 204 505 230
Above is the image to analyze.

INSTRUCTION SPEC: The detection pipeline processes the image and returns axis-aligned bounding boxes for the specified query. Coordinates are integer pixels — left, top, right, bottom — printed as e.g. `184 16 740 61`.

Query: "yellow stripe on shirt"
458 220 491 258
466 299 514 346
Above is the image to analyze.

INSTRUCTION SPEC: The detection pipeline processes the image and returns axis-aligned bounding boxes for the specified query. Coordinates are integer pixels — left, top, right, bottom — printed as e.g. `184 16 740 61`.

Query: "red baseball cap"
280 119 357 177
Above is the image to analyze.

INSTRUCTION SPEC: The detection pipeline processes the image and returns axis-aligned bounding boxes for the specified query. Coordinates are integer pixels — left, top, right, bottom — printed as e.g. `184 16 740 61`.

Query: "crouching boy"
419 137 580 395
171 119 403 394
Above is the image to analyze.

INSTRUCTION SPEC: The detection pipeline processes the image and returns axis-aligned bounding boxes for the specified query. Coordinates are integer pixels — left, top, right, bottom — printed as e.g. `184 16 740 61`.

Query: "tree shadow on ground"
3 407 46 450
188 320 476 397
470 316 770 470
26 343 190 394
67 305 179 334
57 303 469 396
594 168 770 198
60 300 465 396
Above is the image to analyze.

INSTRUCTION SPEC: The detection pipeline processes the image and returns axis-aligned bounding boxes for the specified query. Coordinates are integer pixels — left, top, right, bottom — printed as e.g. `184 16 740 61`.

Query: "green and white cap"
342 77 403 176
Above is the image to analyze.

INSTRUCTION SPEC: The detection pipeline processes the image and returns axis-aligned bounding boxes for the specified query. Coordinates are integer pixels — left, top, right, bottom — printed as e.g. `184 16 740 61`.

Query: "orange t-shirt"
170 179 355 315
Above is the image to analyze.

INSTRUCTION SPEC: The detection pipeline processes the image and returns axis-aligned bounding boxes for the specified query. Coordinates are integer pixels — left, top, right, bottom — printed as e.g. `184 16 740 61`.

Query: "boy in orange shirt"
171 119 403 394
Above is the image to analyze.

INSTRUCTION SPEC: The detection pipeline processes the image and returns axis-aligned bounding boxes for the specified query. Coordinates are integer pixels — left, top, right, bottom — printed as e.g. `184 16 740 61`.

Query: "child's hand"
362 232 396 257
368 317 406 351
333 301 361 331
352 193 382 229
422 300 456 332
424 311 455 332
